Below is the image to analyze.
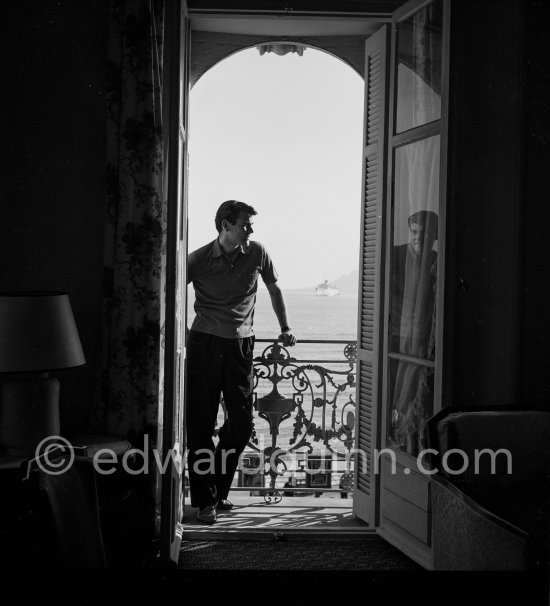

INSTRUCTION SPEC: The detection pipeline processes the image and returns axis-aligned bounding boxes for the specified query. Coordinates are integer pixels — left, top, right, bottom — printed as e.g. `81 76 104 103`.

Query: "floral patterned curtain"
93 0 167 447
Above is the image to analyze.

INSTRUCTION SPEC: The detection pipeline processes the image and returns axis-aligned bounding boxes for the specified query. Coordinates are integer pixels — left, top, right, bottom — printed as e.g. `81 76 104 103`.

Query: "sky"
187 46 364 290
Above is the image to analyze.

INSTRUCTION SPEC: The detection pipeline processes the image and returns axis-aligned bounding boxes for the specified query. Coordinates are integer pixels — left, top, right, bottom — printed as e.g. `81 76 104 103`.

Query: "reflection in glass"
390 210 438 359
388 137 439 456
396 0 443 133
388 358 434 455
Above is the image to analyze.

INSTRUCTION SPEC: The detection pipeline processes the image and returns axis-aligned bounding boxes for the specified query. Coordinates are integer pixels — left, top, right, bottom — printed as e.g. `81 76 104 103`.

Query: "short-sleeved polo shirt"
187 239 278 338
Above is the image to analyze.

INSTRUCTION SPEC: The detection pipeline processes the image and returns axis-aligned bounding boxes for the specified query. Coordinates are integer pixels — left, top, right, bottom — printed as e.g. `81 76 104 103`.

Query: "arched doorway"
185 42 366 533
162 1 450 570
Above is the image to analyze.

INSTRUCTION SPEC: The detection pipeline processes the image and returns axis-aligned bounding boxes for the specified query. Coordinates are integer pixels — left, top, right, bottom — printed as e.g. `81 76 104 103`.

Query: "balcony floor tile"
182 493 373 540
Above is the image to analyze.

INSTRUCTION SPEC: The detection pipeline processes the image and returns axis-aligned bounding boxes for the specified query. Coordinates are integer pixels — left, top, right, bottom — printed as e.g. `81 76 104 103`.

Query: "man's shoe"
197 505 217 525
217 499 234 511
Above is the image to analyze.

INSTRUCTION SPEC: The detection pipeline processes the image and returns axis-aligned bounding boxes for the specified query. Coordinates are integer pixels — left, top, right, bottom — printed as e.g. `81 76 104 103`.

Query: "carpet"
178 537 422 571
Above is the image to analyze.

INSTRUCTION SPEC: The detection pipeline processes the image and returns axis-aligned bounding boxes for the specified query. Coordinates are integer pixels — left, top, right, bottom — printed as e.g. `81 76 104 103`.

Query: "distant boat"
316 280 339 296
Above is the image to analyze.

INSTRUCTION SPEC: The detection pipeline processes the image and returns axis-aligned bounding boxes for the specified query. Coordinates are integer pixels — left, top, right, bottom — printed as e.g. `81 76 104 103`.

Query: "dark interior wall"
445 0 524 407
2 1 109 433
519 0 550 407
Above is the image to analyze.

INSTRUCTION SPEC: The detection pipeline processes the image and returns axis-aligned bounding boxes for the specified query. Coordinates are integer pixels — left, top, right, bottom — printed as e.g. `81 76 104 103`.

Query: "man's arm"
266 282 297 347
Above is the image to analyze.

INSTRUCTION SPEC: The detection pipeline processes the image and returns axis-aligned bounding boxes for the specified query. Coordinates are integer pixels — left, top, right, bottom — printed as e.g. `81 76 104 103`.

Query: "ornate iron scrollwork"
245 340 357 500
263 490 282 504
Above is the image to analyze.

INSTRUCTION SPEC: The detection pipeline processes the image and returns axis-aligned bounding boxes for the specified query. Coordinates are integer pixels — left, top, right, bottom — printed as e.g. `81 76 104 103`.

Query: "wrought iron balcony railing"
228 338 357 502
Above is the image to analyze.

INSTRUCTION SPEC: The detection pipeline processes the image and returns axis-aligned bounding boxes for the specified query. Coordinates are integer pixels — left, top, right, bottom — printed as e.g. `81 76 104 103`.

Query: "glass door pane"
388 358 434 454
395 0 443 133
387 135 440 456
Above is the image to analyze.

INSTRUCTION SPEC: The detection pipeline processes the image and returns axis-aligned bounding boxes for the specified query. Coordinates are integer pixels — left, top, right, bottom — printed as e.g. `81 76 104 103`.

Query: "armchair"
426 406 550 570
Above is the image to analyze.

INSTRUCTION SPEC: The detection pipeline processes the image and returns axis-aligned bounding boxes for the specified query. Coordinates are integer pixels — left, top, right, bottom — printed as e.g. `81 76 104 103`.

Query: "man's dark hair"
408 210 438 237
215 200 257 233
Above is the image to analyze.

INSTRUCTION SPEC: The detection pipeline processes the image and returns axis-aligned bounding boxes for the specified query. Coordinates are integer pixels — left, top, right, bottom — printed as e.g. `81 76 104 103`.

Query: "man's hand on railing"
278 329 297 347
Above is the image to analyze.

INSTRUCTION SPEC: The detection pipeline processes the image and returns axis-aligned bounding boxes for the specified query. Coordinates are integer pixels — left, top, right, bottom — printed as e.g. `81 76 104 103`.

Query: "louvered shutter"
353 25 390 526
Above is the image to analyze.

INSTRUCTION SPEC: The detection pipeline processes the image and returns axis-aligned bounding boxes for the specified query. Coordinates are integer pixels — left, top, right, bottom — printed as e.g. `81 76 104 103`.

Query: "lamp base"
0 374 60 458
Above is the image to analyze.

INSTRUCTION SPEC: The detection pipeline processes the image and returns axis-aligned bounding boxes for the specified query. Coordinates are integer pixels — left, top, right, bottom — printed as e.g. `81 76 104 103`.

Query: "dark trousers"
185 330 255 508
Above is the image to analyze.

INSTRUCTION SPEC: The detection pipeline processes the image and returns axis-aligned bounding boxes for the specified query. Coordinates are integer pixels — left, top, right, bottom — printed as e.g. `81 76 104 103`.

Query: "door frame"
160 0 191 566
160 0 452 564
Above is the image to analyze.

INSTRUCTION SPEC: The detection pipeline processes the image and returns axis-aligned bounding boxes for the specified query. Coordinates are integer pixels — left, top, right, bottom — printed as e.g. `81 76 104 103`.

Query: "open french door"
354 0 449 569
160 0 190 566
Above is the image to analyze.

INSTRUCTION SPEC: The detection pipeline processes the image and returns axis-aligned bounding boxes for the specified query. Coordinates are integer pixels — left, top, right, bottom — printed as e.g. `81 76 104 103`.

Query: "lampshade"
0 292 85 373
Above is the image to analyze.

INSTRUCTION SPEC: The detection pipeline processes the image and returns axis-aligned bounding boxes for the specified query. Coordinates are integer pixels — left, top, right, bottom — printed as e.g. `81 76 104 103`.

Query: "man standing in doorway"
186 200 297 524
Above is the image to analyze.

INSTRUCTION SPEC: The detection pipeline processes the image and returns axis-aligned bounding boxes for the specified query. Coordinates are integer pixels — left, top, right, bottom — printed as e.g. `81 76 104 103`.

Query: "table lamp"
0 292 85 458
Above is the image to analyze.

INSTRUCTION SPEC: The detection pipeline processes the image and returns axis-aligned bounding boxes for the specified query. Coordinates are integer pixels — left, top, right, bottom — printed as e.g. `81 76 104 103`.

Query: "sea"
187 287 358 355
186 287 360 490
